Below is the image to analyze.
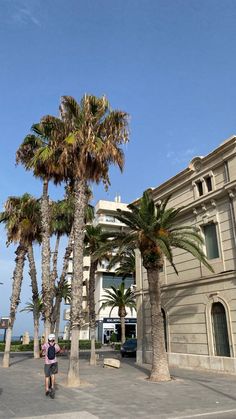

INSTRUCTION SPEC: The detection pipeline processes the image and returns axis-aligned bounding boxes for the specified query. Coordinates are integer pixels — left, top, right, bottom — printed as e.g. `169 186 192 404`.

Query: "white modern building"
64 197 137 342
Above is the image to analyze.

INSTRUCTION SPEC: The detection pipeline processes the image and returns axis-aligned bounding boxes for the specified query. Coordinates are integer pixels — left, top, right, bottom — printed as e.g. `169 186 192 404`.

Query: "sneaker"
50 388 55 399
45 391 50 396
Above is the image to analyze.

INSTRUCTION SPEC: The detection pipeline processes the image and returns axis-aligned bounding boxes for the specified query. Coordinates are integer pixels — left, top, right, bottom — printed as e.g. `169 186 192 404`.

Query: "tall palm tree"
99 282 136 344
0 194 41 366
16 118 67 341
60 94 129 386
113 190 213 382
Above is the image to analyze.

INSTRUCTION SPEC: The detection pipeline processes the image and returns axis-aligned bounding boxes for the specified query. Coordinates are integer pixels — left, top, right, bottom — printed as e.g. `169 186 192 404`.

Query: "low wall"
137 350 236 374
168 352 236 374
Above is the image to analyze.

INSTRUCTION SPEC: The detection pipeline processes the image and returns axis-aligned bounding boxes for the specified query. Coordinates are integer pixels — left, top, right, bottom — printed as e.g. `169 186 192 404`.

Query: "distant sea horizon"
0 335 33 342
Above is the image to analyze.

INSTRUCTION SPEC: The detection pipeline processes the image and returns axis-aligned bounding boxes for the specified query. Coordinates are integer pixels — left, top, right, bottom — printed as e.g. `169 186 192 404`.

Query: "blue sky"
1 0 236 335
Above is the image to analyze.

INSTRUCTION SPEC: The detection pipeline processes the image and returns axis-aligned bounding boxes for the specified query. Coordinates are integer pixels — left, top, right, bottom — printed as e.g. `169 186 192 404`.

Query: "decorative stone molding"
210 199 216 207
189 156 203 172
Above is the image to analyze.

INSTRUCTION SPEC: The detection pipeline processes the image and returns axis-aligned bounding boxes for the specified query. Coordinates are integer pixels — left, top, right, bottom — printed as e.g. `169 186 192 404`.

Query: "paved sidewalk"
1 351 236 418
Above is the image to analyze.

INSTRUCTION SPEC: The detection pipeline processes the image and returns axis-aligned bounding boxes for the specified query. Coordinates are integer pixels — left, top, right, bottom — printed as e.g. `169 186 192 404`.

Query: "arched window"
161 308 167 352
211 302 230 357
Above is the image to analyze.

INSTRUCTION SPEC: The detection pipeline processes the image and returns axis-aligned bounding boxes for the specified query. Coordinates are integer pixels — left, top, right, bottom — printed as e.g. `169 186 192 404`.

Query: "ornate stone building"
136 135 236 373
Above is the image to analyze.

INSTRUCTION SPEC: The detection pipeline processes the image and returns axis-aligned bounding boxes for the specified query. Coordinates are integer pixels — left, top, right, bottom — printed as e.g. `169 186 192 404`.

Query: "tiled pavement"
1 351 236 418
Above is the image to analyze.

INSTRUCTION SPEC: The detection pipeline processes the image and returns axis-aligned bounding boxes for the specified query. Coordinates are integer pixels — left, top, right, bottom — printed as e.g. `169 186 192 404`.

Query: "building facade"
64 197 137 342
136 136 236 373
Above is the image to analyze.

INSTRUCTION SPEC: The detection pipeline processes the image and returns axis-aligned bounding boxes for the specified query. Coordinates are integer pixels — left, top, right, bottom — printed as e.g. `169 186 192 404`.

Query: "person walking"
42 333 60 398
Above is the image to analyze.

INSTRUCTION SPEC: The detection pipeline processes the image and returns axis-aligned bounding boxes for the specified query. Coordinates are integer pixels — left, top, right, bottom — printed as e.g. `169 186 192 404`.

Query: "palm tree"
50 192 94 341
16 118 67 341
54 282 71 341
113 190 213 382
0 194 41 367
20 296 43 344
27 242 41 358
99 282 136 344
50 196 74 337
84 225 111 365
108 246 136 281
59 94 129 386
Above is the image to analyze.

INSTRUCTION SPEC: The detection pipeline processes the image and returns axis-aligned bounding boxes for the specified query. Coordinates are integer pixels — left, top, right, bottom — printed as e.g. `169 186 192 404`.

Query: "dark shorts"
44 362 58 377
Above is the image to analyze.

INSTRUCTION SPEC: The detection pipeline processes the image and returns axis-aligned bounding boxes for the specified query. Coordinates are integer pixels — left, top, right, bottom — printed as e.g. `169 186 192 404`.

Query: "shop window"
211 302 230 357
203 223 219 259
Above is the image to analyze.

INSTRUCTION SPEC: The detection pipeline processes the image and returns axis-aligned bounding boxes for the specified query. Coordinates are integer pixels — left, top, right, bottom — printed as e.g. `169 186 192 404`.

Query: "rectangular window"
102 274 134 289
196 180 203 196
205 176 212 192
203 223 219 259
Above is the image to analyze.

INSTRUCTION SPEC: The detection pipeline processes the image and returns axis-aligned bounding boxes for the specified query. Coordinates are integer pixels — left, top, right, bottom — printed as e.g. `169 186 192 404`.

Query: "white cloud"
12 6 40 26
166 147 196 166
2 0 41 27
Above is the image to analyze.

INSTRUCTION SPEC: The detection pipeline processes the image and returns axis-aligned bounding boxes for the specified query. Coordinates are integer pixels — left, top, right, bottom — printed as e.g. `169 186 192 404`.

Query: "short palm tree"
84 225 111 365
108 246 136 281
20 297 43 321
60 94 129 386
114 190 213 382
50 193 94 340
53 282 71 341
0 194 41 366
99 282 136 344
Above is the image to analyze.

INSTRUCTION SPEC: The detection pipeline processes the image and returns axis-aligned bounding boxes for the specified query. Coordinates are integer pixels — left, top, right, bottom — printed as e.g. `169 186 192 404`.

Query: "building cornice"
132 136 236 206
135 270 236 296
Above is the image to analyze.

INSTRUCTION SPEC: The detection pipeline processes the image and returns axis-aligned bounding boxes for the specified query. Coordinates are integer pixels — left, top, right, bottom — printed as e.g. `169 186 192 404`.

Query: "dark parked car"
120 338 137 357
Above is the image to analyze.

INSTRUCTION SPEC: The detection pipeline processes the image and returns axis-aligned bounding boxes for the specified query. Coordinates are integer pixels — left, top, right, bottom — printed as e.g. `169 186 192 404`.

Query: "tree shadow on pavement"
183 376 236 402
122 358 150 376
10 355 33 366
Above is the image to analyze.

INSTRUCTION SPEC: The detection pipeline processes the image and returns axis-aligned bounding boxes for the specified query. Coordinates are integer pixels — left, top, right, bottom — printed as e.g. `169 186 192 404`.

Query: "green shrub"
0 343 5 351
0 339 104 352
110 332 118 343
114 343 121 351
58 339 102 350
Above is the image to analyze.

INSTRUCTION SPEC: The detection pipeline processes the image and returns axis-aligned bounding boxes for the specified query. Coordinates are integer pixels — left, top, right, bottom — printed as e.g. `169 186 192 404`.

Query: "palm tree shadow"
10 354 33 366
122 358 150 376
184 376 236 402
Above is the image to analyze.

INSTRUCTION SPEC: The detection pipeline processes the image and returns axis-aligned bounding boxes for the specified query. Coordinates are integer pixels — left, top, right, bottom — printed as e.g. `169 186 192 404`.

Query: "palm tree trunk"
67 179 87 387
49 233 60 334
51 233 60 288
3 244 27 368
54 304 61 342
147 267 170 382
41 179 52 341
120 315 126 344
89 261 97 365
51 230 73 336
33 316 40 359
27 243 40 359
